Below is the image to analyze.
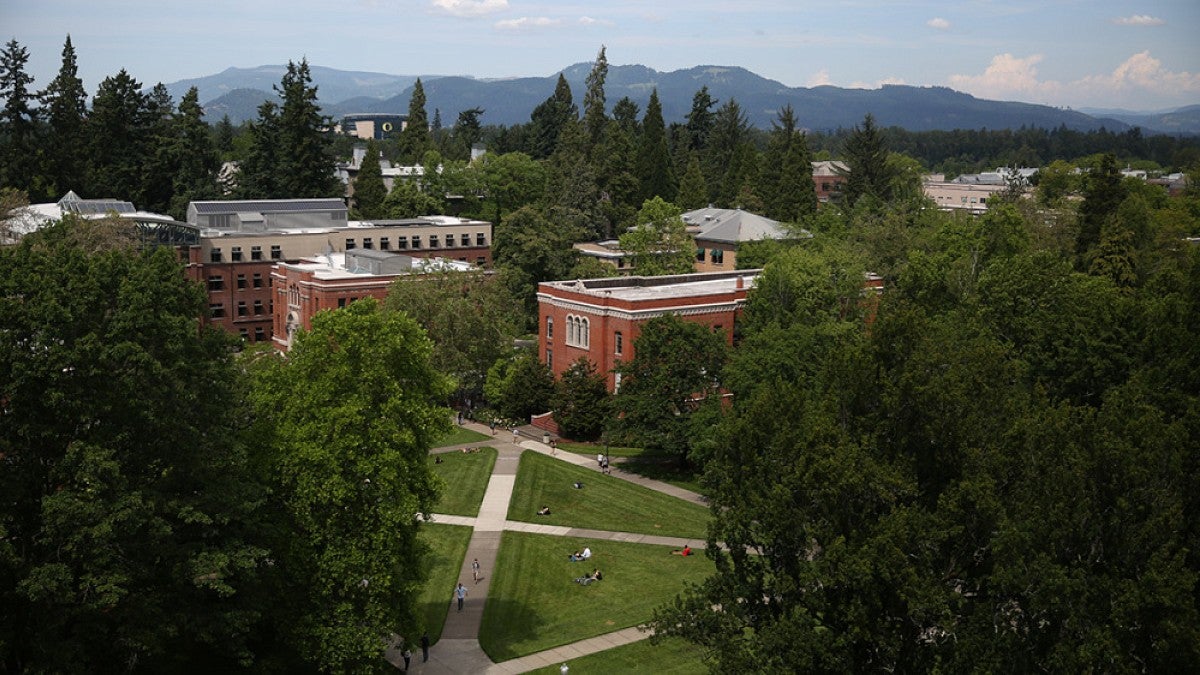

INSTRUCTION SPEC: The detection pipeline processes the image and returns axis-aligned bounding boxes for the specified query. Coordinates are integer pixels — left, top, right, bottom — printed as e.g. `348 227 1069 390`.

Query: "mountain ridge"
175 62 1198 135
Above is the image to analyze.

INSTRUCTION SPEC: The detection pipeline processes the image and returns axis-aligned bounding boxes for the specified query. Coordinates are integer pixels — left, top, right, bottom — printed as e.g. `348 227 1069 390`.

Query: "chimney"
736 275 744 289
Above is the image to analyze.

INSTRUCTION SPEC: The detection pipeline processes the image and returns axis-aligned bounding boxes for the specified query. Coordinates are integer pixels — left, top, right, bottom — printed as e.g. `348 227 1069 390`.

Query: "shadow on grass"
478 597 550 662
617 455 705 496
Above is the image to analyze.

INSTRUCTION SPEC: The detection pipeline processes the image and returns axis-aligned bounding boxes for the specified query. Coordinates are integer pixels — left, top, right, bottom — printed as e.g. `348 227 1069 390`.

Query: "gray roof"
683 208 806 244
190 199 346 215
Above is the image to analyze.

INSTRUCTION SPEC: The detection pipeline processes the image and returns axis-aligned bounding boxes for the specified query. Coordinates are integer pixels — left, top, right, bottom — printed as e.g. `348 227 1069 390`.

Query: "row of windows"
566 315 590 348
547 316 622 354
210 245 282 263
695 248 725 264
238 327 268 342
347 233 487 251
210 301 271 318
208 273 268 291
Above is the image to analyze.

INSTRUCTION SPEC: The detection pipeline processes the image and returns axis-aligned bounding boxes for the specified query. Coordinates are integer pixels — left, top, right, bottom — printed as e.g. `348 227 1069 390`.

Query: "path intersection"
387 422 708 674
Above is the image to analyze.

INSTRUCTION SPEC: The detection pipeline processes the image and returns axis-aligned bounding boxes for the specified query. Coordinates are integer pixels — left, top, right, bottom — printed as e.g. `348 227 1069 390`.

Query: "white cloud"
495 16 560 30
927 17 951 30
578 16 614 27
431 0 508 18
849 76 907 89
807 69 832 87
948 51 1200 107
1113 14 1165 26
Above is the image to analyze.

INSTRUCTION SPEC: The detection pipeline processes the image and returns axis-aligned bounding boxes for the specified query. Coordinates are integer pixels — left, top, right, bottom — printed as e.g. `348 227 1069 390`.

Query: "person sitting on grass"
537 505 552 516
671 545 692 556
572 481 584 489
568 546 591 562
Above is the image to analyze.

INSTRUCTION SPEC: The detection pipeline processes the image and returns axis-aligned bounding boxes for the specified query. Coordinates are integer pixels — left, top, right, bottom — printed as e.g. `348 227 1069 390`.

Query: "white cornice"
537 293 745 320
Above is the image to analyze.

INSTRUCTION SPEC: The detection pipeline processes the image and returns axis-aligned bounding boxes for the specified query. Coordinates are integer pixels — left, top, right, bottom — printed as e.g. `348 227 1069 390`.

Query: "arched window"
546 316 553 339
580 317 589 348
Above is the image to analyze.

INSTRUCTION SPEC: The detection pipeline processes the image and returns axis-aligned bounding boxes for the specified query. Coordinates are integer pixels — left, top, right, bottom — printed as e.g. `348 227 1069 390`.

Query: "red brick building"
271 250 476 351
812 160 848 204
537 270 759 391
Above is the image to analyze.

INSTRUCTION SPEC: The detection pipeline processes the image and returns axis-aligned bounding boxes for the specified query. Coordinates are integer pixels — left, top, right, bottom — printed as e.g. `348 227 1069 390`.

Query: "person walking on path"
512 427 520 443
402 646 412 671
420 632 429 662
472 557 481 583
455 582 468 611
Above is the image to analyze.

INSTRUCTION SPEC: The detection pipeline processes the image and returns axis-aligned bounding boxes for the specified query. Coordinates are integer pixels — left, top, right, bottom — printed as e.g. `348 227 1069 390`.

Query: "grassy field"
507 452 710 539
556 442 705 495
415 523 473 644
429 447 497 517
432 425 492 448
478 531 714 662
525 636 708 674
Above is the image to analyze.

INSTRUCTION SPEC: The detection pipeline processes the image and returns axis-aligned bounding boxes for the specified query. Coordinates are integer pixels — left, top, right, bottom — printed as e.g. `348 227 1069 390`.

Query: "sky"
3 0 1199 112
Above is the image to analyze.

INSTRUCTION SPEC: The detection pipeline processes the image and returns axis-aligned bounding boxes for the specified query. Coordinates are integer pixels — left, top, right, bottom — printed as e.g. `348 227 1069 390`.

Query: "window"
546 317 553 338
443 235 453 247
239 328 249 341
546 348 552 370
613 372 622 392
338 298 346 308
430 235 439 248
231 246 243 262
696 247 705 262
363 237 373 249
476 233 486 246
254 327 265 342
210 248 222 263
380 237 390 250
565 314 590 349
615 331 623 355
270 244 282 260
210 303 225 319
237 301 247 317
710 249 724 265
253 300 264 315
411 236 421 249
236 274 246 289
476 256 486 266
345 238 356 250
251 245 262 261
461 233 470 246
253 273 263 288
207 275 224 291
397 236 408 249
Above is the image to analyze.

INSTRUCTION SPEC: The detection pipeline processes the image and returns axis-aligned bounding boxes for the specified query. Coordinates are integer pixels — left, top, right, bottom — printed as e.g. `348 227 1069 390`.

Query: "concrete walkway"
389 421 707 673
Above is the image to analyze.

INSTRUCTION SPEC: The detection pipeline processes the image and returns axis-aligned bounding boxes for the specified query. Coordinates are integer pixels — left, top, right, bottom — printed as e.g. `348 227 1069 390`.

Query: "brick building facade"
537 271 759 391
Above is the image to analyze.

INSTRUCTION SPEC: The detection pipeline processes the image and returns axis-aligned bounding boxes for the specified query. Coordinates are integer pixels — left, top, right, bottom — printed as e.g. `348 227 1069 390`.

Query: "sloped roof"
683 207 807 244
190 198 346 215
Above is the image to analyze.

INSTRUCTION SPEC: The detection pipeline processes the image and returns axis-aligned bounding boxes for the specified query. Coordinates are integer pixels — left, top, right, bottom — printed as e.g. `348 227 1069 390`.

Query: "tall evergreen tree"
0 39 38 195
704 99 751 207
543 119 603 238
612 96 640 132
138 83 177 213
595 120 640 238
528 74 576 160
275 59 338 198
86 69 148 201
452 106 484 160
397 78 430 165
636 89 675 204
684 85 717 154
582 45 609 154
169 87 220 218
38 36 88 198
676 152 709 210
236 101 282 198
1075 153 1126 258
762 105 817 222
841 113 894 208
352 140 388 219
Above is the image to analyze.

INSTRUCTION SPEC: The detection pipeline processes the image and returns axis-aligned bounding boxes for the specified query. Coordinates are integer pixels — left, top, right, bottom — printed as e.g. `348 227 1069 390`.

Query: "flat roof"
541 270 759 302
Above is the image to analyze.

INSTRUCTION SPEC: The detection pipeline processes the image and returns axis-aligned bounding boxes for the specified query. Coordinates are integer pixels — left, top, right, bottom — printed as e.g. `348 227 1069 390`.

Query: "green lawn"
525 636 707 674
507 452 710 539
432 425 492 448
415 523 473 644
556 442 706 495
429 447 497 517
479 531 714 662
